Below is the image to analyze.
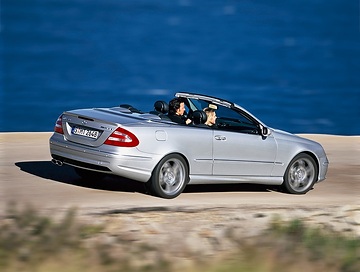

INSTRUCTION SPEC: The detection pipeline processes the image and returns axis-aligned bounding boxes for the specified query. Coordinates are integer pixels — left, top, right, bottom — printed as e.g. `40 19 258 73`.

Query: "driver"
168 98 192 125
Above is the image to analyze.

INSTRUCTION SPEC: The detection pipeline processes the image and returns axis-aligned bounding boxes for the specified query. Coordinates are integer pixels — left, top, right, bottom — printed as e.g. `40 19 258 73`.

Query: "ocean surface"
2 0 360 135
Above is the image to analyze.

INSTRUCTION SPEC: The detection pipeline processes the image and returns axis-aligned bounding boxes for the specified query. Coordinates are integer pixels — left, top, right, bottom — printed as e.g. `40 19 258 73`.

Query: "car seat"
153 101 169 114
192 110 208 126
150 100 171 120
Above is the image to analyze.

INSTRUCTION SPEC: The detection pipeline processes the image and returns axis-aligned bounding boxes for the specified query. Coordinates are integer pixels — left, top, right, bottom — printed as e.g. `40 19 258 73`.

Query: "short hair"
169 98 182 115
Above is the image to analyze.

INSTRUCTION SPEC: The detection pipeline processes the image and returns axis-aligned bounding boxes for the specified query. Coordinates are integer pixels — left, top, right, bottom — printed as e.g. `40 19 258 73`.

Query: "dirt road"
1 132 359 269
1 132 359 216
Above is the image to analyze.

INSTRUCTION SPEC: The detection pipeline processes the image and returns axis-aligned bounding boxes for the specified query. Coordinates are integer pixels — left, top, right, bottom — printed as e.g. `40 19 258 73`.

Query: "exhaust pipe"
51 159 63 166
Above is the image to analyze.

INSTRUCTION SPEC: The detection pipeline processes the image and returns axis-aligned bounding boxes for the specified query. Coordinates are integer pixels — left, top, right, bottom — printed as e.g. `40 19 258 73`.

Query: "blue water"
2 0 360 135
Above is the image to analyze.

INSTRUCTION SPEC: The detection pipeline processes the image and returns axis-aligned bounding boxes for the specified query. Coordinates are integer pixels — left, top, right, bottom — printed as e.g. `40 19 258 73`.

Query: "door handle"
215 135 226 141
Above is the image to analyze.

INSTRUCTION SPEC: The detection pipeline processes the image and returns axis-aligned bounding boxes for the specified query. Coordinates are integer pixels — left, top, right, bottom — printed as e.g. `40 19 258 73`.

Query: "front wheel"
148 154 189 199
283 153 318 194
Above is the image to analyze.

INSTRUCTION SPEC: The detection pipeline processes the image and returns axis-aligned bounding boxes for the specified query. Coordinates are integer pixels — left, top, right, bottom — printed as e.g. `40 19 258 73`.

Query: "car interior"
121 98 260 134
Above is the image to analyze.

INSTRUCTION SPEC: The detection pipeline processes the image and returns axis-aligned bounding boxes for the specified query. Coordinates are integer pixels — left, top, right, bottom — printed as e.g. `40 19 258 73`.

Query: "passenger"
168 98 192 125
204 105 217 127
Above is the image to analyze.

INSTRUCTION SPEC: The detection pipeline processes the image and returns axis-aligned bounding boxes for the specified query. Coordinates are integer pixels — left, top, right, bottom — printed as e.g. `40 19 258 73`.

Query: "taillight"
104 127 139 147
54 115 64 134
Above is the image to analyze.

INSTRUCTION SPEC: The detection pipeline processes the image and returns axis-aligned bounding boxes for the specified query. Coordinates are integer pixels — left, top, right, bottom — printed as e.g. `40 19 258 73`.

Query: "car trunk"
60 107 144 148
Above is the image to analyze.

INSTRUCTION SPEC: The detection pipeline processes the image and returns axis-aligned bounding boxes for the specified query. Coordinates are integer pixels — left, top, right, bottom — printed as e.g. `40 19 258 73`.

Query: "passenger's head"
204 107 217 126
169 98 186 116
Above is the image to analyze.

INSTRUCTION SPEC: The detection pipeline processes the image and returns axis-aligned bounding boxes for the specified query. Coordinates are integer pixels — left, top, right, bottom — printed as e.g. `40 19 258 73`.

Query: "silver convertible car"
49 92 328 199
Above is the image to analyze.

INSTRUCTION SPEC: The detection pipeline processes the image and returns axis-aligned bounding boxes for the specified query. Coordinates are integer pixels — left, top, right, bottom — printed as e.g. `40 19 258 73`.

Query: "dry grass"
0 203 359 272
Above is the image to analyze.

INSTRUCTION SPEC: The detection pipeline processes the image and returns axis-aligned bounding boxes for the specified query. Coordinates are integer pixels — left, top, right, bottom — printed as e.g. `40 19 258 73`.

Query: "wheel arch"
161 152 190 172
151 151 190 177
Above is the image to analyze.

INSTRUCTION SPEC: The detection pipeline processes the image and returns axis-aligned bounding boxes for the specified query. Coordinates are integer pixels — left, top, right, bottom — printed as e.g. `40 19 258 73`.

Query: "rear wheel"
148 154 189 199
283 153 318 194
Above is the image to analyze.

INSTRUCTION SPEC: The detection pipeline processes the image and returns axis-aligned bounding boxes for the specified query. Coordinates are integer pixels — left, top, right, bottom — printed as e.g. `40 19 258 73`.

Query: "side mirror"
259 124 271 137
262 127 268 136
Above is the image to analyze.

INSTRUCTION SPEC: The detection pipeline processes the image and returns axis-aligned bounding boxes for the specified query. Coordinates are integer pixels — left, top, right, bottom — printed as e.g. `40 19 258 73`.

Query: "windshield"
187 98 210 111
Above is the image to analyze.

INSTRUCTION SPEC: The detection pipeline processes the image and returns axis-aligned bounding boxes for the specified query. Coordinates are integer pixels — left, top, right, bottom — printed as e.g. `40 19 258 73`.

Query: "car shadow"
15 161 274 196
15 161 148 194
184 183 272 194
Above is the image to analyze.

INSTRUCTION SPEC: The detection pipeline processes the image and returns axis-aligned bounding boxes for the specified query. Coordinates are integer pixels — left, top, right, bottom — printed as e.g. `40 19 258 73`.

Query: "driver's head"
169 98 185 116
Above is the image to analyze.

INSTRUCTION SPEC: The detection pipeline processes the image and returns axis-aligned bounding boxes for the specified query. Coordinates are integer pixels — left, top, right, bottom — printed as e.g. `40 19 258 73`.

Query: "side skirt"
188 175 283 185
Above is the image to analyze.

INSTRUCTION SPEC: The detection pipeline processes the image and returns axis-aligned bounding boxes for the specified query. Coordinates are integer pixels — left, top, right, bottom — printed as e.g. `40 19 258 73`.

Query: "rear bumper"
49 133 156 182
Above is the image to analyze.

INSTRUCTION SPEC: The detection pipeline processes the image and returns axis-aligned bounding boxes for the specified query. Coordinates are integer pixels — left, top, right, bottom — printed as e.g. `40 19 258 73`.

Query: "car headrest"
192 110 207 125
154 101 169 114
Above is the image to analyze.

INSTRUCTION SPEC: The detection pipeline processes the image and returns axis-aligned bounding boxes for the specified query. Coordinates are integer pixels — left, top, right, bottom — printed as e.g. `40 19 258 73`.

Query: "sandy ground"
1 133 359 235
1 132 359 269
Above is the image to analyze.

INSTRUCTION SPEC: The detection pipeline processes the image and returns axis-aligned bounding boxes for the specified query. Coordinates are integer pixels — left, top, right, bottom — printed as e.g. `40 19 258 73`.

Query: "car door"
212 131 277 176
212 108 277 176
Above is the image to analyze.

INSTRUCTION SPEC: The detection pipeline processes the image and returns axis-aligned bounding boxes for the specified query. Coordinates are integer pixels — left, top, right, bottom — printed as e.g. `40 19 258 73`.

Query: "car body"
49 92 329 198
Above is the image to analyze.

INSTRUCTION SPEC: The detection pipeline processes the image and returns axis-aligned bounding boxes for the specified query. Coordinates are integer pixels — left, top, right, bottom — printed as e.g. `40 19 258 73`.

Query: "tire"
148 154 189 199
283 153 318 194
74 167 106 180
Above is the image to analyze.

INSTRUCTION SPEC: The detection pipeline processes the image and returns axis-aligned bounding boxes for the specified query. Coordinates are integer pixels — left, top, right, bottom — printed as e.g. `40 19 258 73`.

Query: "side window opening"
185 97 259 134
215 106 259 135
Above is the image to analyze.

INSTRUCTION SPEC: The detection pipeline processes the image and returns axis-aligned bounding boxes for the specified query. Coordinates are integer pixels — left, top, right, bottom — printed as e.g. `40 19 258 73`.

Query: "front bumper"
317 156 329 183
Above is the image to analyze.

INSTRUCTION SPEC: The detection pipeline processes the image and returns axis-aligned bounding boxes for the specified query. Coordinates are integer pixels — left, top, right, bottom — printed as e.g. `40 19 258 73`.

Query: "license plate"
72 127 99 139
